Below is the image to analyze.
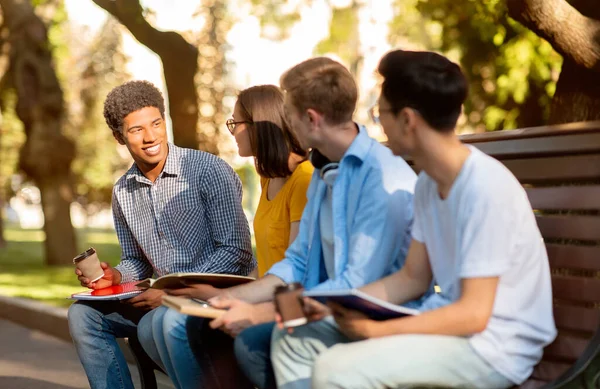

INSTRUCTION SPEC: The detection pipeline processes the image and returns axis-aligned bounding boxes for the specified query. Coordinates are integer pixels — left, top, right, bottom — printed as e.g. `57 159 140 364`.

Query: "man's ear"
306 108 321 128
113 130 126 145
399 107 419 135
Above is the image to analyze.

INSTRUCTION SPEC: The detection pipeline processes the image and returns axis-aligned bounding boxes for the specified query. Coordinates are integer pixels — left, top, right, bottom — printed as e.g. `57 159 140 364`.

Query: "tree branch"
92 0 196 60
507 0 600 71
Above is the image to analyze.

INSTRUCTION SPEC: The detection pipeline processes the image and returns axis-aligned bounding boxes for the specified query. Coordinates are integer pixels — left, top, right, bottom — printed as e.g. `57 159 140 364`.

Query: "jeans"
271 318 514 389
138 306 202 389
186 315 253 389
234 322 277 389
67 300 149 389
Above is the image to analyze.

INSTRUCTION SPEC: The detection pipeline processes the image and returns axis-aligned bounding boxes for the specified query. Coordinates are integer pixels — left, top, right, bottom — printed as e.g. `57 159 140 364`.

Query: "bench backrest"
458 121 600 388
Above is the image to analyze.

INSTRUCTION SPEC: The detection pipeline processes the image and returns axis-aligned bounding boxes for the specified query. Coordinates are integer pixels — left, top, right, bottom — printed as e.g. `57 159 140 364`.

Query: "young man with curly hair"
67 80 255 389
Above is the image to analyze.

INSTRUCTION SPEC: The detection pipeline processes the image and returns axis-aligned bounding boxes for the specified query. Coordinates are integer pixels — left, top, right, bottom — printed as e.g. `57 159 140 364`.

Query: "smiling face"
115 106 168 174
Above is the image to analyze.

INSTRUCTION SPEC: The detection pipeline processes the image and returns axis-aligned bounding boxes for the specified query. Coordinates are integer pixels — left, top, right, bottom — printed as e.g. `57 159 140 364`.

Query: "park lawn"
0 226 121 307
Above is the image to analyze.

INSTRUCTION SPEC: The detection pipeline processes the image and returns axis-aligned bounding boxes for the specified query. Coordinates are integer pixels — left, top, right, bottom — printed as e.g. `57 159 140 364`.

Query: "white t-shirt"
412 146 557 384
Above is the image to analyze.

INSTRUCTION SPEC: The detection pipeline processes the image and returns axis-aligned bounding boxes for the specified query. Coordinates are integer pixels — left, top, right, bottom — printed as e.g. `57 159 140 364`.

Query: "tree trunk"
93 0 201 150
0 0 77 265
507 0 600 123
38 176 77 265
549 59 600 124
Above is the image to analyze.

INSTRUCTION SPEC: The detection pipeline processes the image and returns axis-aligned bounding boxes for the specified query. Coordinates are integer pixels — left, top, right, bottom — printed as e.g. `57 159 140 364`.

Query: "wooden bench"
458 121 600 388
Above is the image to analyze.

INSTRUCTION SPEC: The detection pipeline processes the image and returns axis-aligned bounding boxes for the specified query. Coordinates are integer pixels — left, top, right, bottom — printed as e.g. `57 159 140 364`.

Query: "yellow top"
253 160 314 276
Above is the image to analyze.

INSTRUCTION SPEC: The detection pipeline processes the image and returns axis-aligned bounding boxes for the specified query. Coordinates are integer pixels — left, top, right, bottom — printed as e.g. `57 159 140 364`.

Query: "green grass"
0 225 121 307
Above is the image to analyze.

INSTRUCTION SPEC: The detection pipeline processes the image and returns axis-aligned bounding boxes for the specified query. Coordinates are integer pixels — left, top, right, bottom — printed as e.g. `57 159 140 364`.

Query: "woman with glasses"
227 84 313 276
141 85 314 389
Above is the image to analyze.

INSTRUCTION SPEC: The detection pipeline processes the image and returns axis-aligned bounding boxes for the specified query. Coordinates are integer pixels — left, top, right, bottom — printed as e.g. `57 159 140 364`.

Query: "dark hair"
280 57 357 125
103 80 166 133
377 50 467 131
237 85 307 178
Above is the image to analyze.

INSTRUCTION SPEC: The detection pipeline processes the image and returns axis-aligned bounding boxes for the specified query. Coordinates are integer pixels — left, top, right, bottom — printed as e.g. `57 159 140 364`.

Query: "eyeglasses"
226 118 252 134
368 105 394 124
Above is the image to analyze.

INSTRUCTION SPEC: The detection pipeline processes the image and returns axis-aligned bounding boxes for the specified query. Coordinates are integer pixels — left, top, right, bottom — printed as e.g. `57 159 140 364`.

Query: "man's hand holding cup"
73 248 121 289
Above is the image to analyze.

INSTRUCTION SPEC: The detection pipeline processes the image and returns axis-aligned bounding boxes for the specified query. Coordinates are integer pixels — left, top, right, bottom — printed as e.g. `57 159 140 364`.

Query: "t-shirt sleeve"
459 194 514 278
288 168 312 222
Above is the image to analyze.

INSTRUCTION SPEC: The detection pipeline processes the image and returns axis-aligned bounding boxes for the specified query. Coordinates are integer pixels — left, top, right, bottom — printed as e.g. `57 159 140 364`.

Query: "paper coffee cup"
73 247 104 283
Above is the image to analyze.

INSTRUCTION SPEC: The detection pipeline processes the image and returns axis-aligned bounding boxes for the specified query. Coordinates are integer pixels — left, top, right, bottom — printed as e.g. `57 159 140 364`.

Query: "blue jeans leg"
137 308 167 372
68 300 147 389
234 322 277 389
160 308 203 389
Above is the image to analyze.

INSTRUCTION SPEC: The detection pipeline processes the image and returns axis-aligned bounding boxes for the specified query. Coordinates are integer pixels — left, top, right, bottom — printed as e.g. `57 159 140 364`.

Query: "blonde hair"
280 57 357 125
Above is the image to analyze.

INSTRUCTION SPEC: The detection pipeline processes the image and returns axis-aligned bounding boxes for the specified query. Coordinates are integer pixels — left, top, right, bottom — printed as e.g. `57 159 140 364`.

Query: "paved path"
0 319 174 389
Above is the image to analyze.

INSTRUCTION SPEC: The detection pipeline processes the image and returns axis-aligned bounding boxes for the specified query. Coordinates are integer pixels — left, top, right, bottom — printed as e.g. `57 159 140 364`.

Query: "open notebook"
303 289 420 321
136 273 255 290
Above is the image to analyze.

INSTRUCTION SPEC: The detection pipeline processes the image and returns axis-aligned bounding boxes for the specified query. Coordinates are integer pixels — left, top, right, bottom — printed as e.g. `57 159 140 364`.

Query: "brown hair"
280 57 357 125
237 85 307 178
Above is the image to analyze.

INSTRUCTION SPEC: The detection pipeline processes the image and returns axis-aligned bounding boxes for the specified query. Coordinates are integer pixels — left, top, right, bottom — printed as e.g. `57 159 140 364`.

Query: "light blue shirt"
413 146 556 384
267 126 417 294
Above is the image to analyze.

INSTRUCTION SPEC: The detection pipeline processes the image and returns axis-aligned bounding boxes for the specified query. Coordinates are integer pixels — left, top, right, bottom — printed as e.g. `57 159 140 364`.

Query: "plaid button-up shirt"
113 143 255 282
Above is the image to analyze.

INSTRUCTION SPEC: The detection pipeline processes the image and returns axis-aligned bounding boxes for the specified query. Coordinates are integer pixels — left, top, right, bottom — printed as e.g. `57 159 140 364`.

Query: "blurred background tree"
506 0 600 124
390 0 562 132
193 0 231 156
63 17 131 215
0 0 77 265
92 0 205 151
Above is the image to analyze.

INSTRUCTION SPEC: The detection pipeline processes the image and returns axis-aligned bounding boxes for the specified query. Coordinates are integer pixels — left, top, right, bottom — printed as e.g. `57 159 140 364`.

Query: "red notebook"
70 282 143 301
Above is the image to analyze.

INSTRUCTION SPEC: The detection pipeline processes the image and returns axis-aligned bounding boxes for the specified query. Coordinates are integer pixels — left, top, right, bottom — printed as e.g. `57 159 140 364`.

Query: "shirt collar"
125 143 180 183
341 124 371 163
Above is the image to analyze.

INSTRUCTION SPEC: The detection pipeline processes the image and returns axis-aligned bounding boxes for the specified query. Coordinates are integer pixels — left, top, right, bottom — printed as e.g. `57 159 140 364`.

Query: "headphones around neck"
309 149 339 184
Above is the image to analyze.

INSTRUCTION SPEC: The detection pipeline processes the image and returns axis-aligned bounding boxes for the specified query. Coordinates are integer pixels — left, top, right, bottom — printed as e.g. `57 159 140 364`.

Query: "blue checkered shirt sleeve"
200 158 255 274
112 190 154 282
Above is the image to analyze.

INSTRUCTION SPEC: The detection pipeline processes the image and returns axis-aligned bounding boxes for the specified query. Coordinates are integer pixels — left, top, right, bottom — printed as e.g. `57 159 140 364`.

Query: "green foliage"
248 0 304 40
314 3 360 74
389 0 562 131
235 162 259 215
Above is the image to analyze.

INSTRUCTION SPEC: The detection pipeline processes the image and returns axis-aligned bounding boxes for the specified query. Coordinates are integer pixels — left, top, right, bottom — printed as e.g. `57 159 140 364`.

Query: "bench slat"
460 121 600 144
502 154 600 184
552 276 600 304
526 186 600 210
470 132 600 159
543 332 589 362
530 360 572 382
553 305 600 333
537 215 600 242
547 244 600 271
